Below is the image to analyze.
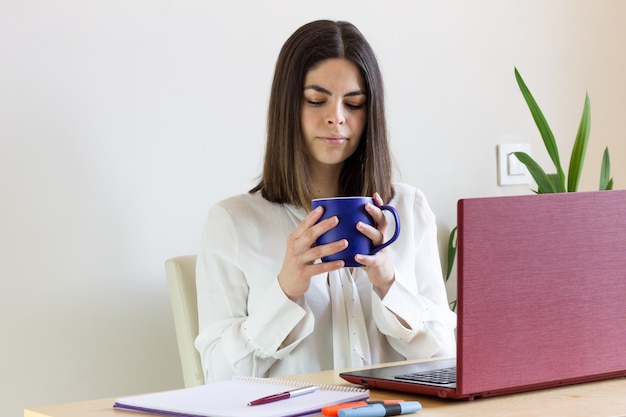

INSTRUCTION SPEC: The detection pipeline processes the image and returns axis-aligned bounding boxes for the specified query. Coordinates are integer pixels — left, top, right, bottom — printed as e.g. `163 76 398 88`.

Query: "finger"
357 221 384 246
354 253 375 267
364 206 388 239
305 258 345 276
354 251 390 271
304 216 341 248
365 202 386 225
373 192 384 206
367 192 385 223
287 218 341 268
291 206 325 239
308 239 348 263
292 209 338 250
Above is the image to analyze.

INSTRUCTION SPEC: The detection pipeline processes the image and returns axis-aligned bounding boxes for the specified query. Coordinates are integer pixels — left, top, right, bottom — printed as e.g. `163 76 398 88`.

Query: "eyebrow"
303 85 366 97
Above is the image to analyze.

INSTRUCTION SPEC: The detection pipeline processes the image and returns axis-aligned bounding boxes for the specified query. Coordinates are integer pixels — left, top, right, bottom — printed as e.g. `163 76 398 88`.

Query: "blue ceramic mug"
311 196 401 267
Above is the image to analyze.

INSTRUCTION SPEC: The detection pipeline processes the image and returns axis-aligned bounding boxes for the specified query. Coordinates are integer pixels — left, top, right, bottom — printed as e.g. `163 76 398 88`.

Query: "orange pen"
322 400 405 416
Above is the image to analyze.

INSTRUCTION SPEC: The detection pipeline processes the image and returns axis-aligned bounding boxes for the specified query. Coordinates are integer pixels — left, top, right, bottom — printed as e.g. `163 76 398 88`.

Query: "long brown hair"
250 20 394 209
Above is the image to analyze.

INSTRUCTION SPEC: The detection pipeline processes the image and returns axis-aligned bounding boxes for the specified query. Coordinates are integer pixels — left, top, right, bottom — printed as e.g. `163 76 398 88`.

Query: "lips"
319 135 348 145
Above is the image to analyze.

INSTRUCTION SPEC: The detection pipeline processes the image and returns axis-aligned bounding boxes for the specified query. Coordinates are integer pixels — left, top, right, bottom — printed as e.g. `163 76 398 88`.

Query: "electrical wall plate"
497 143 532 186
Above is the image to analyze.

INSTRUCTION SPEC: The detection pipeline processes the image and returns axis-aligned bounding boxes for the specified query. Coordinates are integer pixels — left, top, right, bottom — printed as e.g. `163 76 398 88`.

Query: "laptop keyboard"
395 367 457 385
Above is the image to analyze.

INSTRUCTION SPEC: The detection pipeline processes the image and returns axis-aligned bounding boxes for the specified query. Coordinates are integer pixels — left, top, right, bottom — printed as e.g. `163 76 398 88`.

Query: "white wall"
1 1 625 416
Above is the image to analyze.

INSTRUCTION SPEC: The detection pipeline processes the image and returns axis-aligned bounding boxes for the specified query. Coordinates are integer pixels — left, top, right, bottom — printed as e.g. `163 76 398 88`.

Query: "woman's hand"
354 192 396 297
278 206 347 300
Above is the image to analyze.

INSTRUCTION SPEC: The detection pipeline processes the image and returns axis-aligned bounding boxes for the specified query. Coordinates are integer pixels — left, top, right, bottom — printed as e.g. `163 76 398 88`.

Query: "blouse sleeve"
194 203 315 382
370 186 457 358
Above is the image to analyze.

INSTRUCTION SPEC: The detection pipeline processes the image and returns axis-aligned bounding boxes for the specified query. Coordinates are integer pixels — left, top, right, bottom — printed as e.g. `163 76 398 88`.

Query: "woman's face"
300 58 367 174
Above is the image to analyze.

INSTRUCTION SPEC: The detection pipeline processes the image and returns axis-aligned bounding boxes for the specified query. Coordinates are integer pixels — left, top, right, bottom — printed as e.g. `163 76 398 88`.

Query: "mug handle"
371 205 401 254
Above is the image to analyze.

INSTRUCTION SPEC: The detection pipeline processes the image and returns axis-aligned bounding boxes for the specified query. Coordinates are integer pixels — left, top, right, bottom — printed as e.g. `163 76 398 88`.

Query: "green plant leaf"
567 94 591 192
515 67 566 192
512 151 557 193
445 226 457 282
546 174 562 194
599 146 613 191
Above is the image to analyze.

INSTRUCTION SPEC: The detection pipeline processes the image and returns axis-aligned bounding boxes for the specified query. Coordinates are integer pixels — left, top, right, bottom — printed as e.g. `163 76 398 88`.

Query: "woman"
195 20 456 383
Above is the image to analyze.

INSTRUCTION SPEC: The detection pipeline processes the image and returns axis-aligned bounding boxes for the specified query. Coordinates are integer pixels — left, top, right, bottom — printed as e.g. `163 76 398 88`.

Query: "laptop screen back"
456 190 626 397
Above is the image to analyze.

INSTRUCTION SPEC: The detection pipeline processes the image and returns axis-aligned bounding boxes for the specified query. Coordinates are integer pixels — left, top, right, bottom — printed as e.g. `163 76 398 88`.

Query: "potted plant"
511 67 613 193
444 67 614 311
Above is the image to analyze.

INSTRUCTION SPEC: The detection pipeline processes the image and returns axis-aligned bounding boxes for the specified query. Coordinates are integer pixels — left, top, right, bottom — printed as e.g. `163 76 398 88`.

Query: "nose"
326 102 346 125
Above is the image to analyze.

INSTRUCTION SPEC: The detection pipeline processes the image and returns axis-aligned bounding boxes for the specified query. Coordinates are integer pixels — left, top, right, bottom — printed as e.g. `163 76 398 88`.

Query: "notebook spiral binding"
233 375 369 393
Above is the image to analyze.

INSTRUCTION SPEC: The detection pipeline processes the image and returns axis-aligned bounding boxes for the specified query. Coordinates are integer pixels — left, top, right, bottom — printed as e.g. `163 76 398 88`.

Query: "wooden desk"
25 365 626 417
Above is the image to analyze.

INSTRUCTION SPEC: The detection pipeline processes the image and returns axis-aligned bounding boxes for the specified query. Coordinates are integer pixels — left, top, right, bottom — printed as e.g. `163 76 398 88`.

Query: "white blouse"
195 183 456 383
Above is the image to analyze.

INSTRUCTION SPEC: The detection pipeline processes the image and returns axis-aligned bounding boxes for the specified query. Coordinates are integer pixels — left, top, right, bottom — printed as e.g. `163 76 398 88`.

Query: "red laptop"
340 190 626 399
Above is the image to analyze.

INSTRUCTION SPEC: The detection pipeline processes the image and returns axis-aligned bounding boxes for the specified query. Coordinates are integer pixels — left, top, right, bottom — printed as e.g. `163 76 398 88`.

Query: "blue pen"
338 402 422 417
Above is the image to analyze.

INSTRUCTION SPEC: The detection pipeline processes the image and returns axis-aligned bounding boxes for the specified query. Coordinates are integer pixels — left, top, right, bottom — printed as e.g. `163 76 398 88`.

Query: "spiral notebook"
113 376 369 417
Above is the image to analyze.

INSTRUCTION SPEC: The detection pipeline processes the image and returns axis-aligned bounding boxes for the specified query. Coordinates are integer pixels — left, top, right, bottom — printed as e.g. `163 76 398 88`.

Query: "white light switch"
497 143 532 185
507 152 526 176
